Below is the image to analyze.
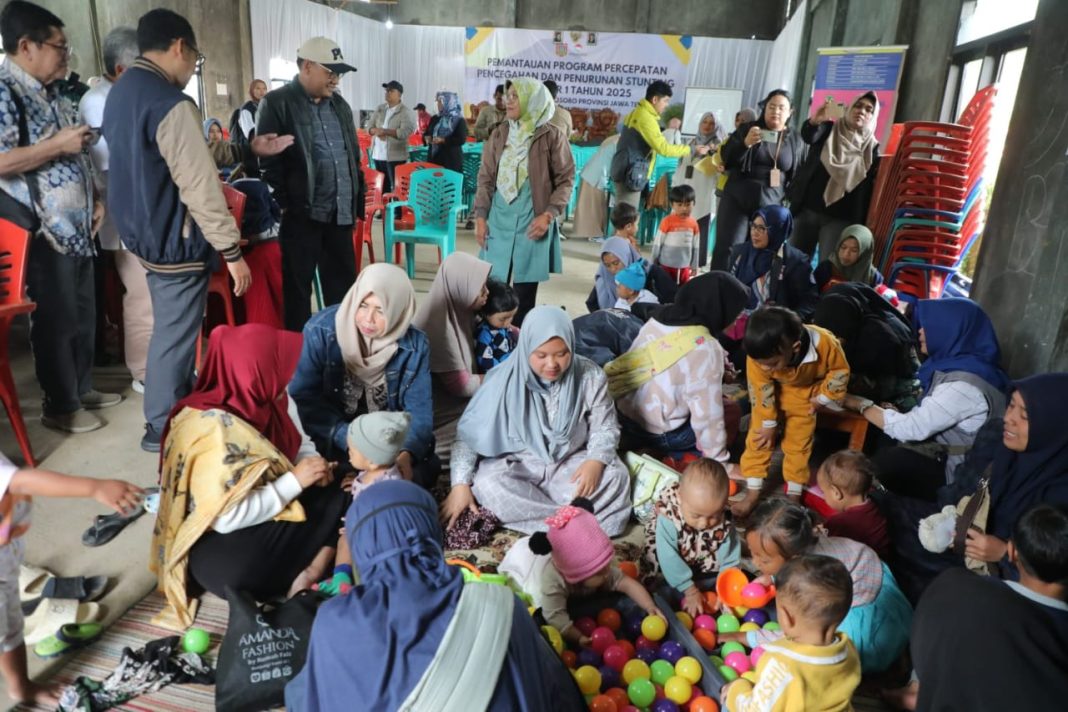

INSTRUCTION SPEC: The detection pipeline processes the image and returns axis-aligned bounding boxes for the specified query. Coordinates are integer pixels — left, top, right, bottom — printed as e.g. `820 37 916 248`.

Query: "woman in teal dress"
472 77 576 325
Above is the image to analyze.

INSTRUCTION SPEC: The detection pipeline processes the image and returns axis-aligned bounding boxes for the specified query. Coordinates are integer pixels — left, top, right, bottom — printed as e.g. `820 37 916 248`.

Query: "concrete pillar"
970 0 1068 376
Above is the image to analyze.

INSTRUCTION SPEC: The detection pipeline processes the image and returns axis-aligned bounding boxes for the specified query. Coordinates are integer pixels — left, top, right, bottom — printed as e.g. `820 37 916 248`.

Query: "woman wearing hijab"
876 373 1068 602
844 298 1008 501
151 324 344 629
289 263 438 487
789 92 881 260
607 272 749 467
287 481 585 712
473 78 576 326
426 91 468 174
584 235 676 313
673 111 725 267
728 205 819 321
440 307 631 535
711 89 807 270
813 282 920 411
413 252 493 424
203 117 241 172
813 224 885 292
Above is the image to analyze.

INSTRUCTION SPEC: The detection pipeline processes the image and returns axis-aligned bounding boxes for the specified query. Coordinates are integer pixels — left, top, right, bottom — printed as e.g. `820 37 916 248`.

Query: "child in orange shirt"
651 184 700 284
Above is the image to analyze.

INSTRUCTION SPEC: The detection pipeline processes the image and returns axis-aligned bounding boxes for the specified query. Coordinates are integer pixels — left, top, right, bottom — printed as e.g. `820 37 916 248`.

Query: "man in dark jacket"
256 36 365 331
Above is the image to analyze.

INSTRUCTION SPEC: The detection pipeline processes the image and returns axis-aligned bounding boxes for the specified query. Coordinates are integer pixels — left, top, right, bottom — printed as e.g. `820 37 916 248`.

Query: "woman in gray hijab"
673 111 726 267
439 306 631 536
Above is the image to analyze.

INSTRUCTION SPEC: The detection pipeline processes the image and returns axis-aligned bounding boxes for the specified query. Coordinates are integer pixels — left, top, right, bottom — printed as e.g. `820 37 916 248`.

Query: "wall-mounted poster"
812 45 908 145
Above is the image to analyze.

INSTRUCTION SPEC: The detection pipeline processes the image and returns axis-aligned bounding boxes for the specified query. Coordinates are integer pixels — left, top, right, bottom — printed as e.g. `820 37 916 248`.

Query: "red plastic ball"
589 694 617 712
635 635 657 652
591 626 617 654
575 617 598 637
561 650 577 669
619 561 639 579
605 688 630 710
603 644 630 673
598 608 623 632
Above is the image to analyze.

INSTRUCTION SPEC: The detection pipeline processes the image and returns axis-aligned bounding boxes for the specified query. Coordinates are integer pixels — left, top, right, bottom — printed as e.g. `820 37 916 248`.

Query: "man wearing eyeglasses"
256 37 365 332
101 9 257 453
0 1 121 436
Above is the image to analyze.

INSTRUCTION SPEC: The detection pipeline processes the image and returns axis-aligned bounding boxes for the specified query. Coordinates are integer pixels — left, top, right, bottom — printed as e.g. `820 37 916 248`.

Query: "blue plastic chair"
384 168 463 278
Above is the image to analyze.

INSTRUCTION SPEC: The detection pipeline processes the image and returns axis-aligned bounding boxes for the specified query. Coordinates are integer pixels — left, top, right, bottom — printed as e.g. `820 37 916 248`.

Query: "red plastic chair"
353 167 385 272
0 219 37 465
196 185 245 368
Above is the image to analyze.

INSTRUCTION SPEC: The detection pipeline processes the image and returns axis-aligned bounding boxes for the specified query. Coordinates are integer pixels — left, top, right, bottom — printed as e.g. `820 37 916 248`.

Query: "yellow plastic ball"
574 665 602 695
734 606 749 617
741 671 759 683
622 658 652 684
541 624 564 654
675 611 694 631
664 675 693 704
675 656 703 684
739 622 761 633
641 614 667 641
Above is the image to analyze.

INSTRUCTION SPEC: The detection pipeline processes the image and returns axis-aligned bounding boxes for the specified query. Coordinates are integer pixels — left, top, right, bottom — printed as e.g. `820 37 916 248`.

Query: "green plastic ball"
763 621 781 631
182 627 211 655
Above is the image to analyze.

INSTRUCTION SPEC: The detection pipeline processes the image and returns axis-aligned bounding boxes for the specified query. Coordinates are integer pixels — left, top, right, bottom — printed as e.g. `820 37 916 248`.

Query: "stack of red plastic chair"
353 166 386 272
0 219 37 465
865 85 996 300
356 130 373 166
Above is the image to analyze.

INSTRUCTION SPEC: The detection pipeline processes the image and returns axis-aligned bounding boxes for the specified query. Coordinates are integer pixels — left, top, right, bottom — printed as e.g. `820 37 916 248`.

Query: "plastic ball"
622 658 652 684
636 646 659 664
599 664 622 691
716 568 749 608
620 707 641 712
649 659 675 686
733 606 749 617
541 624 564 654
724 651 752 675
716 614 741 634
641 614 667 641
740 581 770 609
615 639 636 659
693 614 717 632
718 664 739 682
561 650 577 668
619 561 640 579
589 694 617 712
627 678 657 707
741 671 758 683
709 655 724 667
702 590 719 610
598 608 623 632
578 648 603 668
675 611 693 631
742 609 769 626
749 646 765 667
651 700 680 712
690 695 720 712
575 665 602 695
739 622 761 633
605 688 630 710
591 626 617 654
576 617 598 636
624 614 645 639
693 628 717 651
181 628 210 655
603 644 631 672
635 635 658 652
664 675 693 704
763 621 781 632
675 656 702 684
720 641 746 657
658 640 685 664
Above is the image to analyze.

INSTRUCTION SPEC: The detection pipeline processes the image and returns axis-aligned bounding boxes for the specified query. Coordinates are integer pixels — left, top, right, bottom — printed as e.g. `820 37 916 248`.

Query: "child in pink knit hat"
499 498 664 646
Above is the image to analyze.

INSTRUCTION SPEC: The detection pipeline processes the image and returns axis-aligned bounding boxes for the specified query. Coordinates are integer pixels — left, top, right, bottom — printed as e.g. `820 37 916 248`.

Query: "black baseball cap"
382 80 404 93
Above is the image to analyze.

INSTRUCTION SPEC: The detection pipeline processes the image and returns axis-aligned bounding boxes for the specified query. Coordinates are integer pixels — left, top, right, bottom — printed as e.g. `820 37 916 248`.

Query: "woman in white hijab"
673 111 726 267
289 263 439 487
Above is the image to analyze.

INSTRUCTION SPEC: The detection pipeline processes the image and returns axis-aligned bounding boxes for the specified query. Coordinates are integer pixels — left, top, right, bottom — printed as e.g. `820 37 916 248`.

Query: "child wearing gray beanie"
345 411 412 498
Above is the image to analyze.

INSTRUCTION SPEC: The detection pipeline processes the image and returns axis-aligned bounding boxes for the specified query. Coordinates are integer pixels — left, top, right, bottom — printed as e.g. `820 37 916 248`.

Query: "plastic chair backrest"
0 218 31 306
408 169 462 229
392 161 441 199
221 183 247 232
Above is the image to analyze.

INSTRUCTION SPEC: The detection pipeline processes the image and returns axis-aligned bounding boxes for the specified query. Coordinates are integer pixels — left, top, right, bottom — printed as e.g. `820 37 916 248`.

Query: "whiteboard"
681 87 744 137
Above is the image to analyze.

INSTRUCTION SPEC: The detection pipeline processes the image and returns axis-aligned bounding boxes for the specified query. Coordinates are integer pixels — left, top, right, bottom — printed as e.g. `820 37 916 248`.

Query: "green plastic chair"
384 168 463 278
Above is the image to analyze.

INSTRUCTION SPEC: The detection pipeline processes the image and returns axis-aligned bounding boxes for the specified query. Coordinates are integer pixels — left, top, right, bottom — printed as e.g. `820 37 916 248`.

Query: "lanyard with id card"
767 134 783 188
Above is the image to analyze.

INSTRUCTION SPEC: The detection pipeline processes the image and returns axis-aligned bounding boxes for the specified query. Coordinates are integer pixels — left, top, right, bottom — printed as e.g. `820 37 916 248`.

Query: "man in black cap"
368 79 416 194
256 36 365 331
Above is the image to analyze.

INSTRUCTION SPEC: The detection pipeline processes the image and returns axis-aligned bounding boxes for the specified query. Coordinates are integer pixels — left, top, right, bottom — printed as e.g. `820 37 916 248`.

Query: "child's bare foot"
731 489 762 519
9 680 62 706
288 546 336 597
881 681 919 710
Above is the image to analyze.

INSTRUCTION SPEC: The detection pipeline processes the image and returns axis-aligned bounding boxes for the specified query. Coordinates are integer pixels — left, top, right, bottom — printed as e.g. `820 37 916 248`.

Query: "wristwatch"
855 398 876 414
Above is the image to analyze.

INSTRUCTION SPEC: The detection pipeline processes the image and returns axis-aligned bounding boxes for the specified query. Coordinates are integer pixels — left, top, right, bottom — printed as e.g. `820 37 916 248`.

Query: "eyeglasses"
184 40 206 68
749 222 768 234
313 62 345 79
39 41 73 59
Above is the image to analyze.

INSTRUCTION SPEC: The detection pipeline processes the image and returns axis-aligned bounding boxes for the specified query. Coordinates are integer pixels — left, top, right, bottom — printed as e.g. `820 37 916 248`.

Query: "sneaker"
141 427 161 453
131 379 145 395
41 409 104 434
80 390 123 410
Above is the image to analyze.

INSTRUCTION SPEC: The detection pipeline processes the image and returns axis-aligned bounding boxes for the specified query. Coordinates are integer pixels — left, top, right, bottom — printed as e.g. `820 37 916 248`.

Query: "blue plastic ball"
658 640 685 664
577 648 602 668
743 609 770 626
598 664 622 691
636 646 659 664
651 699 681 712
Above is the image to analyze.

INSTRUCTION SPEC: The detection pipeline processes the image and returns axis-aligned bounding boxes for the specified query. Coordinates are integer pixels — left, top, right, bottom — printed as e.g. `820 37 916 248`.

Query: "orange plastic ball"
690 695 720 712
588 694 617 712
619 561 639 579
562 650 577 668
605 687 630 709
597 608 623 632
728 479 739 496
693 627 717 651
615 639 636 659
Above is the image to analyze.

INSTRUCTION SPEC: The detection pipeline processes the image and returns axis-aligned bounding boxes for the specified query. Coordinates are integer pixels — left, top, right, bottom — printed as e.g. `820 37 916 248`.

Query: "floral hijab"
432 91 464 139
497 77 555 203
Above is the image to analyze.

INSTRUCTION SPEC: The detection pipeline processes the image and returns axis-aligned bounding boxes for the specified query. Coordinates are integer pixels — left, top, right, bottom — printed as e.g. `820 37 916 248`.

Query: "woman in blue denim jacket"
289 264 439 487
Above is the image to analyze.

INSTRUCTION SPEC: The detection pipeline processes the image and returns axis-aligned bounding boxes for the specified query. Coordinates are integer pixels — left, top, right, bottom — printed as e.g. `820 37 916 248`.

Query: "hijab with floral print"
496 77 555 203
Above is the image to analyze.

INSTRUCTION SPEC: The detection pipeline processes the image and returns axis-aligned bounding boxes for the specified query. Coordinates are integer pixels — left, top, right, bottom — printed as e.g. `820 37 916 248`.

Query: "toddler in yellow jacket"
736 306 849 517
723 554 861 712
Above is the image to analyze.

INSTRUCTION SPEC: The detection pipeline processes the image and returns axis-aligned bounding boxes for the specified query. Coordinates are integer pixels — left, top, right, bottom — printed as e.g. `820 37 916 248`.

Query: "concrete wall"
970 0 1068 375
336 0 789 39
28 0 252 122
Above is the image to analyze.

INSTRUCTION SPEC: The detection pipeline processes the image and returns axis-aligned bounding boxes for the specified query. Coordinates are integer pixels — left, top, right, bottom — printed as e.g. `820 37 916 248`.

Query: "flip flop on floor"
23 599 103 646
81 505 146 547
21 574 108 615
33 622 104 659
19 564 53 602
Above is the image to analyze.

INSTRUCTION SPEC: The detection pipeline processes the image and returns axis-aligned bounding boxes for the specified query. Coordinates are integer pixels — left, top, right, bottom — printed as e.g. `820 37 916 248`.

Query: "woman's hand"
294 456 332 488
964 529 1008 563
526 212 553 240
693 144 711 157
753 426 777 450
395 451 414 481
92 479 145 514
432 137 445 145
474 218 488 248
571 459 605 499
744 125 762 148
440 484 479 530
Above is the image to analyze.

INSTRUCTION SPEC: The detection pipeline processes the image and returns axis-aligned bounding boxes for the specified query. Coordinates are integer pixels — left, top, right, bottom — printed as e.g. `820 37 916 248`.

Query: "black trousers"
513 282 539 327
710 193 752 271
872 444 947 502
188 483 347 600
373 159 405 195
279 212 356 331
25 240 95 415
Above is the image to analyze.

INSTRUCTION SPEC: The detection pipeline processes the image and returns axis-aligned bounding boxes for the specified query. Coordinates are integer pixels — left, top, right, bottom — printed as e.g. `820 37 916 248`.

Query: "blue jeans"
619 415 698 456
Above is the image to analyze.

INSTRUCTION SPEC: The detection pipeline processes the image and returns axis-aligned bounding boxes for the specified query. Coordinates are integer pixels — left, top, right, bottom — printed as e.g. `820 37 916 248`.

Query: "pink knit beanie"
543 504 614 583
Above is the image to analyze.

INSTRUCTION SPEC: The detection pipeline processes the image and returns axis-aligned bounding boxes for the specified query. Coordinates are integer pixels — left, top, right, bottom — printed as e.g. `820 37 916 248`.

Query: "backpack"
228 102 255 166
